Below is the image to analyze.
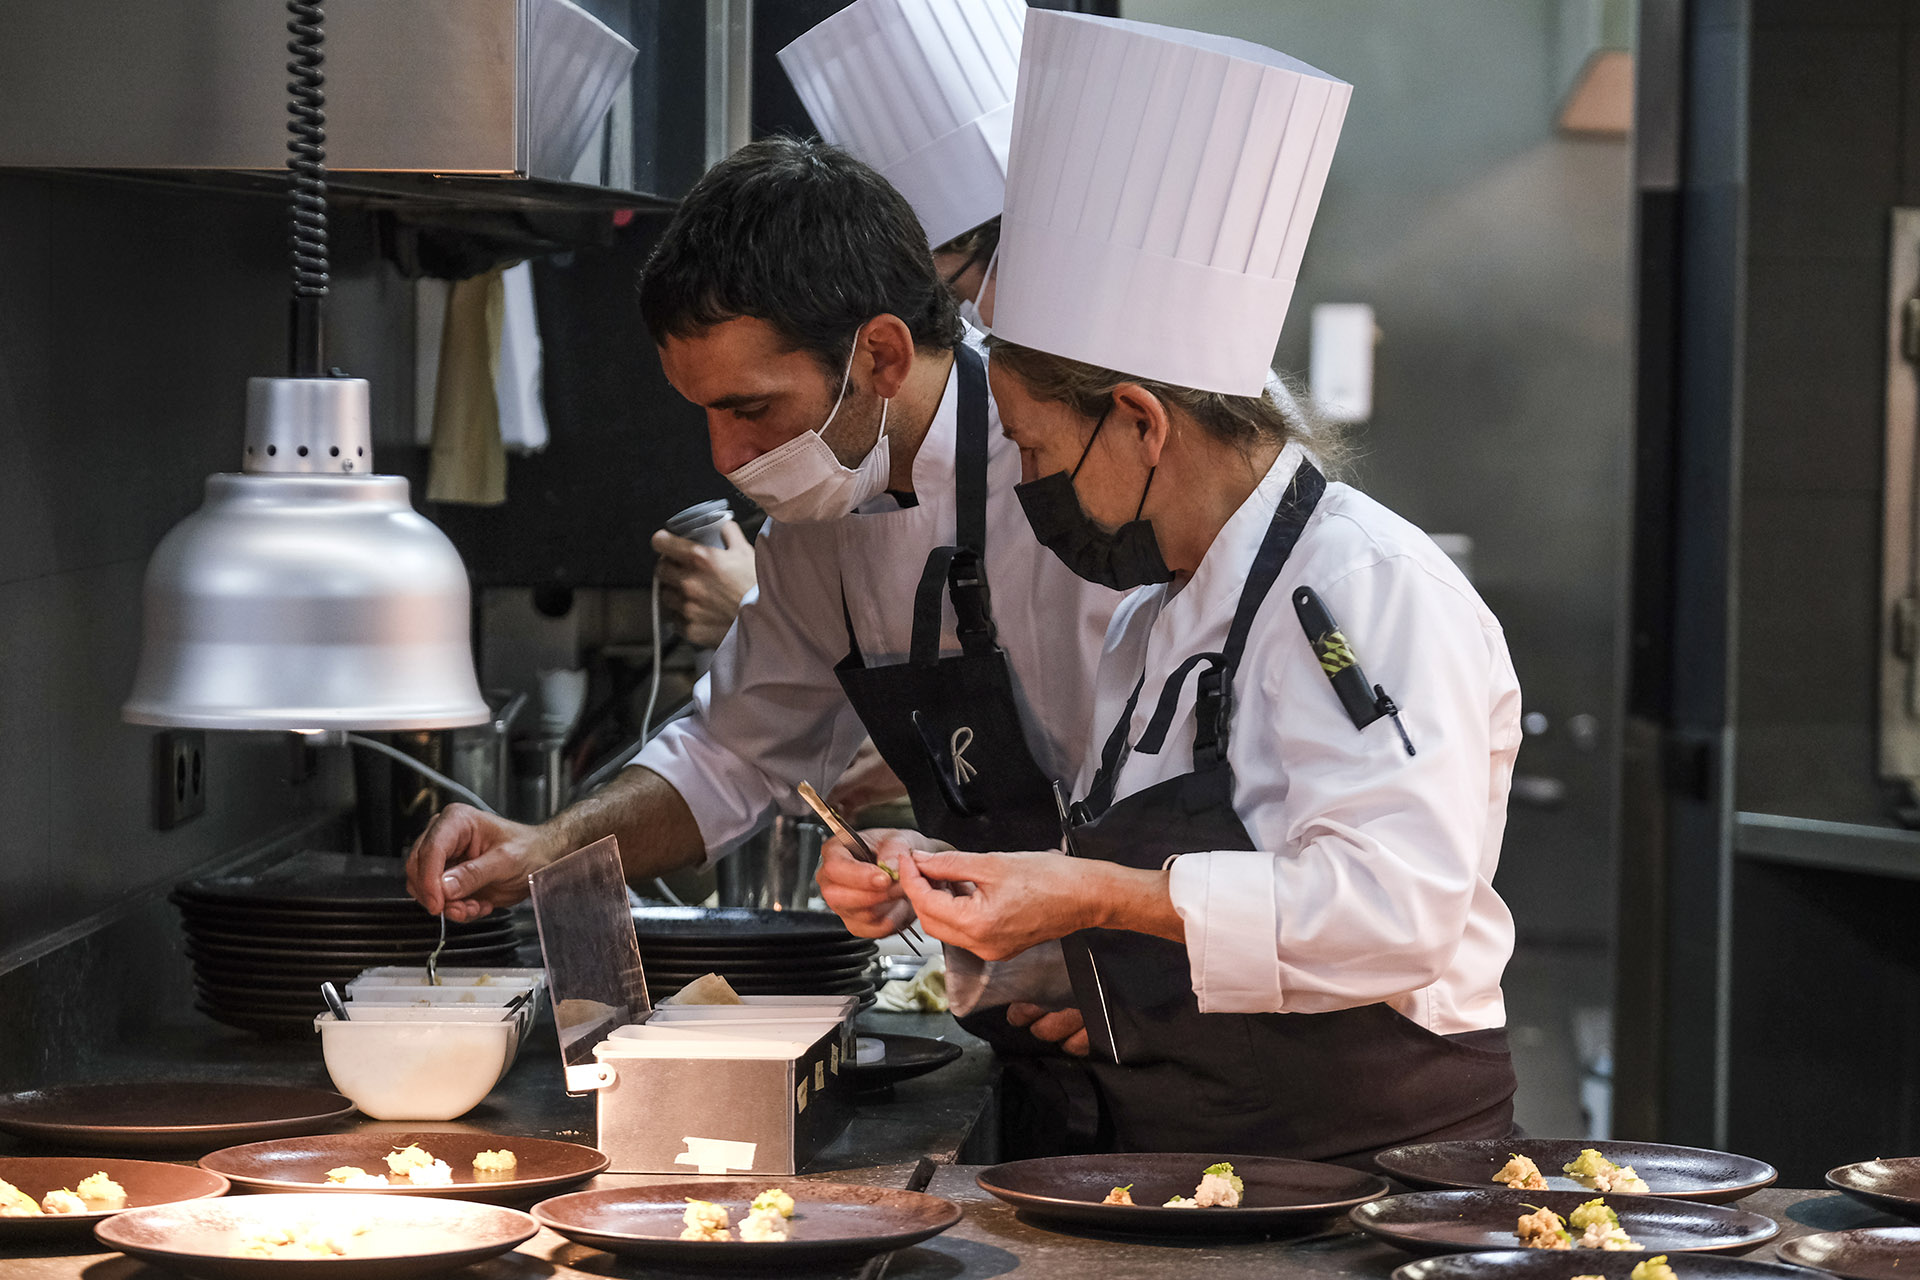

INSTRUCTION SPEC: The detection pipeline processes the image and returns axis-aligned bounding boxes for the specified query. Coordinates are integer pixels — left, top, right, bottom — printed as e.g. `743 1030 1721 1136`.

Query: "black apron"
832 345 1086 1142
833 342 1062 853
1056 461 1517 1167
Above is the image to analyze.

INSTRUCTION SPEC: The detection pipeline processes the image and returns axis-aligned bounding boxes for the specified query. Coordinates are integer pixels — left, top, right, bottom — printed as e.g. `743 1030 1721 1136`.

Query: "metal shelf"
1734 811 1920 881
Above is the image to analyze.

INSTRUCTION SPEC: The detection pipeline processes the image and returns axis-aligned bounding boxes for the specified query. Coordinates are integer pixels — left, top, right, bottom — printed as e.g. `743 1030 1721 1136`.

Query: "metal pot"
716 816 826 910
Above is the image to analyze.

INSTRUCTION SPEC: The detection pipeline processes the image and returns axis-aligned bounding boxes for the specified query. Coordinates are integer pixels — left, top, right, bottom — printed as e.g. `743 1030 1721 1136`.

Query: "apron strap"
1074 460 1329 806
842 343 992 667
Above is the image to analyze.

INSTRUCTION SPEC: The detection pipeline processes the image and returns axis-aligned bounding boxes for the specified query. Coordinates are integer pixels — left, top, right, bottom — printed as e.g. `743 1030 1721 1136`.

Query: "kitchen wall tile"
1742 254 1890 495
0 577 53 960
1749 25 1902 259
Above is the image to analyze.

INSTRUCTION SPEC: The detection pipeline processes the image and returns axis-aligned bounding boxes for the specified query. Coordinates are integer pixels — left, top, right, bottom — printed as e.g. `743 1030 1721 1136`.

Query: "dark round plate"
183 920 513 948
201 1132 607 1205
1379 1138 1779 1204
1349 1189 1780 1256
191 986 324 1015
848 1034 964 1090
1828 1160 1920 1221
636 937 879 961
194 1004 320 1038
1779 1227 1920 1280
643 960 875 985
95 1191 537 1280
976 1152 1387 1235
631 907 859 944
0 1083 355 1153
183 938 520 965
190 967 353 993
1396 1249 1826 1280
530 1179 961 1268
638 951 876 976
175 851 422 909
0 1157 230 1240
647 977 876 999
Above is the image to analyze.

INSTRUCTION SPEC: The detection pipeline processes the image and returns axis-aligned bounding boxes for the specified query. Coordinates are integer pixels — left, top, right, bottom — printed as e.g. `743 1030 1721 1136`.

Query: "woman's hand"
814 829 947 939
1007 1002 1089 1056
894 849 1105 962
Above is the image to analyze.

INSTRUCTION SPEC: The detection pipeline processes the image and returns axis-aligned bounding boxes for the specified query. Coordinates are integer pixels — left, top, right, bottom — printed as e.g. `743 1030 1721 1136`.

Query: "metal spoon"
320 981 350 1021
425 912 447 987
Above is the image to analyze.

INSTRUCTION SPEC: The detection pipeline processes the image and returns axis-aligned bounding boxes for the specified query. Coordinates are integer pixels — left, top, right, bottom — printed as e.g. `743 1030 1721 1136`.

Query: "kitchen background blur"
0 0 1913 1187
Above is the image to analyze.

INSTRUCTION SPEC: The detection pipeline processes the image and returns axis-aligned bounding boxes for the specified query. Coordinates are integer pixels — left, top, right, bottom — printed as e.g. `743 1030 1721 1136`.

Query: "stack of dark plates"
174 851 522 1037
632 908 878 1001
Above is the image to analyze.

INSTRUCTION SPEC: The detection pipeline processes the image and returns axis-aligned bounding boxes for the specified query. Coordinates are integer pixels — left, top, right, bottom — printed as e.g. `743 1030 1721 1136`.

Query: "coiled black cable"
287 0 328 376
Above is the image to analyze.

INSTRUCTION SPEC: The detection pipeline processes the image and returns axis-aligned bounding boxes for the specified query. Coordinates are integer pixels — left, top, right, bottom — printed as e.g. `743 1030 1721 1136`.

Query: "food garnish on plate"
1 1171 129 1216
1494 1153 1549 1190
1103 1184 1134 1206
1565 1149 1651 1194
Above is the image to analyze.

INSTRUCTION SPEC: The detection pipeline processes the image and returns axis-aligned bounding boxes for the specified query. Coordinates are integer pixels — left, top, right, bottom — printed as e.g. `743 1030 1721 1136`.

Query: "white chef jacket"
634 351 1123 865
1077 443 1520 1035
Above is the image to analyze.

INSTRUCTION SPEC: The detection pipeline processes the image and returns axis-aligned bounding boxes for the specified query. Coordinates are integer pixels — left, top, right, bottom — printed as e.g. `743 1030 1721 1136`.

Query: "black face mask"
1014 407 1173 590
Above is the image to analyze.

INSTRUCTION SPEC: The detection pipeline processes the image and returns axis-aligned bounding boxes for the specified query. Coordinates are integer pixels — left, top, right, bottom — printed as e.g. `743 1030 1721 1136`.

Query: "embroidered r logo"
949 726 977 786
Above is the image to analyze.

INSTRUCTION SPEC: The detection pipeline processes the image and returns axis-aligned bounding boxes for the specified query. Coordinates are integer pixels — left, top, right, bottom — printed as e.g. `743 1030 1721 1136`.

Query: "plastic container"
313 1010 513 1121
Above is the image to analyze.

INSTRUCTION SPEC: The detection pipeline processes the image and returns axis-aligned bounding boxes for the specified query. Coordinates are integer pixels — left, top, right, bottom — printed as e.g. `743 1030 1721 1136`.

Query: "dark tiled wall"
1736 0 1916 823
0 172 375 973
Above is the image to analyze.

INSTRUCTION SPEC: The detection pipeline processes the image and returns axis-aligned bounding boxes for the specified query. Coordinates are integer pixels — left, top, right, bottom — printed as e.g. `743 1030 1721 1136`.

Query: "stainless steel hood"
0 0 659 207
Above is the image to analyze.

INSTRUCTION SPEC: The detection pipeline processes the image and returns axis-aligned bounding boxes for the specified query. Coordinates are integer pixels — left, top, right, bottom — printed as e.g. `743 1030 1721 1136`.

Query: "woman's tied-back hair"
984 338 1350 476
639 136 961 375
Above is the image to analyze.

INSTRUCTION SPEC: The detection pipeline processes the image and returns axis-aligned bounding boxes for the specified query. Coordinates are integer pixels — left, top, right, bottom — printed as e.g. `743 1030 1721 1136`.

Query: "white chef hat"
778 0 1024 250
992 12 1351 396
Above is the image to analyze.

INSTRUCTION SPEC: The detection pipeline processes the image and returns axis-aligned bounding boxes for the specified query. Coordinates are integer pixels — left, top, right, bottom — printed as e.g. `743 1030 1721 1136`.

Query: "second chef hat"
991 12 1352 397
779 0 1025 250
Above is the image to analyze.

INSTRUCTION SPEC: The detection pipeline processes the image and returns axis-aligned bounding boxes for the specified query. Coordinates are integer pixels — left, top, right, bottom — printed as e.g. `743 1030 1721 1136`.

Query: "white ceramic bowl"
313 1011 513 1121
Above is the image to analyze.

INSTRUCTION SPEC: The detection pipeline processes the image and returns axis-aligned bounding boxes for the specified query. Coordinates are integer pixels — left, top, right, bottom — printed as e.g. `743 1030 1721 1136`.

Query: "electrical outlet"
153 729 207 829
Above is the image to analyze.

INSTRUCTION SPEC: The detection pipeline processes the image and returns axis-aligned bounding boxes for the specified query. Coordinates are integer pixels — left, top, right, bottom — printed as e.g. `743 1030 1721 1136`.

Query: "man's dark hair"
639 135 960 372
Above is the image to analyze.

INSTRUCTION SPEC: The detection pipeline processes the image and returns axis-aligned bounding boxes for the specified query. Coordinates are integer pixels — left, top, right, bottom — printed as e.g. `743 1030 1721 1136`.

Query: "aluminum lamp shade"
123 378 488 731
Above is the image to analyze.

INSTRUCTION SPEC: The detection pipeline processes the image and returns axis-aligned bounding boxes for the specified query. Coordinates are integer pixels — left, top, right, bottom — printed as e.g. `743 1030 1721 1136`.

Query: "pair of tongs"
797 782 923 956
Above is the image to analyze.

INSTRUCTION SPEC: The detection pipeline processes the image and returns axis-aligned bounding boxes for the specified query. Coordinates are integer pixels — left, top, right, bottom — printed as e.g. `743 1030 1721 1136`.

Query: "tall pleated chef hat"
991 12 1351 397
778 0 1024 249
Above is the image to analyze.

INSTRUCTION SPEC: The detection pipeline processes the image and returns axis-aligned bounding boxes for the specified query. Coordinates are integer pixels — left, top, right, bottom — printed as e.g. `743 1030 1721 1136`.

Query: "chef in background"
819 11 1521 1164
650 0 1029 763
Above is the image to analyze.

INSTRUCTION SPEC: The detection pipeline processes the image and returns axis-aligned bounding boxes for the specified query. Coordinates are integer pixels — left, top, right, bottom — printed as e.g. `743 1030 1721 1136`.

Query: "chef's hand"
895 849 1096 962
826 739 908 815
815 829 948 938
405 804 564 923
1007 1002 1090 1057
652 520 755 649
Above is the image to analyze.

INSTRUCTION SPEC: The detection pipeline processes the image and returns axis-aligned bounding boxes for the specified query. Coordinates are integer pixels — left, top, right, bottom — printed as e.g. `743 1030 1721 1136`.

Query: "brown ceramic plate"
1350 1189 1780 1256
0 1083 354 1153
1396 1249 1824 1280
1379 1138 1779 1205
0 1157 230 1240
976 1152 1387 1235
1779 1226 1920 1279
201 1132 608 1204
531 1179 961 1268
1828 1160 1920 1222
94 1191 536 1280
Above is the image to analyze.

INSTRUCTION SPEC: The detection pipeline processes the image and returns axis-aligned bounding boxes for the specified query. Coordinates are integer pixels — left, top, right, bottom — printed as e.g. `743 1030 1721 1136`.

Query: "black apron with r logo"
833 342 1062 854
1057 462 1518 1166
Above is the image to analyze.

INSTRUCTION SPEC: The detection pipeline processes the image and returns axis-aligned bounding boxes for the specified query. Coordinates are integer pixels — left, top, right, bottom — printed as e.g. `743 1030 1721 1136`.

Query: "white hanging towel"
990 12 1352 396
778 0 1024 248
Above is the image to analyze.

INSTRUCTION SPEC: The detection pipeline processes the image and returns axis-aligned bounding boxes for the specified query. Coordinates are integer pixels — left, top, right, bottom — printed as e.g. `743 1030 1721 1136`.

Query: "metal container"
716 817 826 911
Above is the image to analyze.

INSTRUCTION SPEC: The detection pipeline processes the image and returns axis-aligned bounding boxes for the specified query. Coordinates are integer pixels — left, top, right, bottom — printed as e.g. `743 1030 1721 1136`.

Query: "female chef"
818 11 1522 1165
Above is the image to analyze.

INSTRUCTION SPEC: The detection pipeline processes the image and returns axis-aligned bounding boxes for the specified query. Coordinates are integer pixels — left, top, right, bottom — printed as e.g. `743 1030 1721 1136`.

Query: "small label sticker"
814 1060 826 1091
795 1080 810 1113
830 1043 841 1075
674 1137 757 1175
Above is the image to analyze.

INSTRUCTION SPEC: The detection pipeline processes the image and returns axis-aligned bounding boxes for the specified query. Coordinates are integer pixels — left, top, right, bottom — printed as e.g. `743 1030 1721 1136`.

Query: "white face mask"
954 242 999 333
725 334 891 524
